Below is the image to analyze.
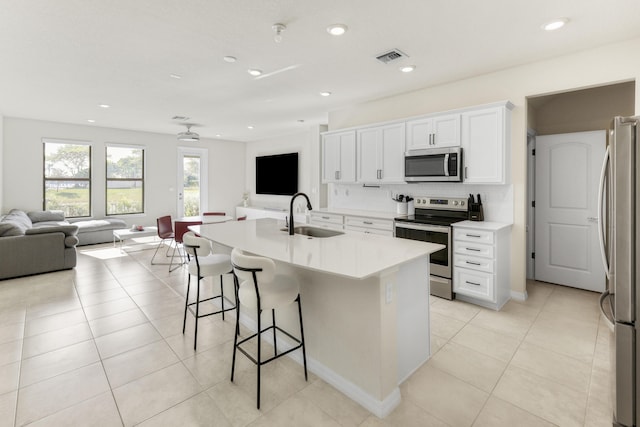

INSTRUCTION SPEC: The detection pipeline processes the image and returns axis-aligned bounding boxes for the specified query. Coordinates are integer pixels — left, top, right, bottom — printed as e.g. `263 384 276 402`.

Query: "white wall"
2 117 245 224
244 125 325 212
328 37 640 296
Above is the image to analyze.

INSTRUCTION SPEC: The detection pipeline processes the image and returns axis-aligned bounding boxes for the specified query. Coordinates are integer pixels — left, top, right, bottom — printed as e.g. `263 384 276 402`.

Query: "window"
43 140 91 217
106 145 144 215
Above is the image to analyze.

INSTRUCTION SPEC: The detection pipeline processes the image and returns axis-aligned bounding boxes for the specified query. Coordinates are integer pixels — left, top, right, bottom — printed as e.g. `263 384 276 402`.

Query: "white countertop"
191 218 442 279
452 220 512 231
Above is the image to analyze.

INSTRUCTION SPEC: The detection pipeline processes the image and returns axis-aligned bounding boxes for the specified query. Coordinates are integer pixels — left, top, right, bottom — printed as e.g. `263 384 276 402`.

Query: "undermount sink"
280 226 344 238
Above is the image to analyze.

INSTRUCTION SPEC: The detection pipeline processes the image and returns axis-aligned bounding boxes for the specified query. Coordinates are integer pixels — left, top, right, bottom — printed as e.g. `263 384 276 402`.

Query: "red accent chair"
151 216 176 265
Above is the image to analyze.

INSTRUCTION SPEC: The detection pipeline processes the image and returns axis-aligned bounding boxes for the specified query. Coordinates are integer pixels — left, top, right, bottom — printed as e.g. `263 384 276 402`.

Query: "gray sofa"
0 209 79 280
0 209 129 280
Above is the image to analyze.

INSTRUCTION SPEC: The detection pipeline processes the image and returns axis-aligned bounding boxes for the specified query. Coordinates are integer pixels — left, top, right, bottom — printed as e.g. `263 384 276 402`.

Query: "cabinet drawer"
455 254 494 274
345 216 393 231
345 225 393 236
454 268 494 302
309 212 344 225
454 229 494 245
454 241 494 258
308 221 344 231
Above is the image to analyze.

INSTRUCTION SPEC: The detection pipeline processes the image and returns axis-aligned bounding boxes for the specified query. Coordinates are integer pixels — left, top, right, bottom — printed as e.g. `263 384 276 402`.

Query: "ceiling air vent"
376 49 408 64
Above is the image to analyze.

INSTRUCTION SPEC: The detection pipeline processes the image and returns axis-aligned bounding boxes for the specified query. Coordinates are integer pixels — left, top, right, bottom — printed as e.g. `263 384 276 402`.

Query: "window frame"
42 139 92 218
105 143 146 216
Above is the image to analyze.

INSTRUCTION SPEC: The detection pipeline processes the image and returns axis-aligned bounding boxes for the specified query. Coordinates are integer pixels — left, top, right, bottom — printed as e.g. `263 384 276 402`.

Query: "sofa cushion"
0 222 20 237
28 210 65 223
73 219 127 232
0 209 32 236
26 224 79 237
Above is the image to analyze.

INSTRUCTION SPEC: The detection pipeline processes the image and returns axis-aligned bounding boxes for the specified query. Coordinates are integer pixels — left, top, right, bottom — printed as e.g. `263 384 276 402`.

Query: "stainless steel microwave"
404 147 463 182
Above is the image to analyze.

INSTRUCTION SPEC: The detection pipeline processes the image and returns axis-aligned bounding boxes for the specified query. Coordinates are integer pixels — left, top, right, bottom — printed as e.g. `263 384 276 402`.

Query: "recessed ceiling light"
223 56 237 63
98 104 110 109
247 125 254 129
216 134 222 137
327 24 348 36
320 91 332 97
169 73 182 79
87 119 95 123
542 18 569 31
248 69 263 77
399 65 416 73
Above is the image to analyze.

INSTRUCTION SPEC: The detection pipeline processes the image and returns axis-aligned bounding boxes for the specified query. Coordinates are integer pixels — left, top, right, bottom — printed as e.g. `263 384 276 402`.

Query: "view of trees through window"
106 146 144 215
43 141 91 217
183 156 201 216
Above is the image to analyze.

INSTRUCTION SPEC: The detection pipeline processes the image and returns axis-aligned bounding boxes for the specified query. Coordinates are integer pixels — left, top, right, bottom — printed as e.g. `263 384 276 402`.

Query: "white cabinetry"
322 131 356 183
309 211 344 231
461 104 512 184
356 123 405 184
453 222 511 310
406 114 460 151
344 216 393 236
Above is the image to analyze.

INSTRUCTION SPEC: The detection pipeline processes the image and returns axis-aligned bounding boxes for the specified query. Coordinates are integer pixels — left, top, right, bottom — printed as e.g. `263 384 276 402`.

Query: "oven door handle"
394 223 450 233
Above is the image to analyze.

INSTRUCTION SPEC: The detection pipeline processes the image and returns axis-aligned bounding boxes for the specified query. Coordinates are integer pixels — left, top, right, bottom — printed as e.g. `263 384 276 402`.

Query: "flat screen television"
255 152 298 196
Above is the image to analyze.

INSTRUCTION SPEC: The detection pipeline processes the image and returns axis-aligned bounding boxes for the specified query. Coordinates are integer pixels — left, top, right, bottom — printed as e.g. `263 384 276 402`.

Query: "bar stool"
230 248 308 409
182 232 235 350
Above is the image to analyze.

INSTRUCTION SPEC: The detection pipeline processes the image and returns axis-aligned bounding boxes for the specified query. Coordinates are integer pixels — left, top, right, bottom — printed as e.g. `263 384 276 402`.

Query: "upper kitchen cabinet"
322 130 356 183
406 113 460 151
356 123 405 184
461 102 513 184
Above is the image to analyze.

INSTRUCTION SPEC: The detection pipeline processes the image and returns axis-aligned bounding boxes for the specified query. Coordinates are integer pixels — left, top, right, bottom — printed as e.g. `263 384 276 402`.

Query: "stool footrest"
186 294 236 319
235 325 303 366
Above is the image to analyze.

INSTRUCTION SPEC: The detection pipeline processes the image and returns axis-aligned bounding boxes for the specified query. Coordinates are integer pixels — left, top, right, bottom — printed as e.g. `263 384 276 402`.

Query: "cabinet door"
322 131 356 183
461 107 505 184
356 128 380 182
338 131 356 182
379 124 405 182
432 114 460 148
406 117 433 151
322 133 340 183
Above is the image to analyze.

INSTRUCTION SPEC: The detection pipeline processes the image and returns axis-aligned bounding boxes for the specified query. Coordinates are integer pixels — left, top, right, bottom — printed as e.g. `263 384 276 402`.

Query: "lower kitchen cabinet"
453 221 511 310
309 211 344 230
344 216 393 236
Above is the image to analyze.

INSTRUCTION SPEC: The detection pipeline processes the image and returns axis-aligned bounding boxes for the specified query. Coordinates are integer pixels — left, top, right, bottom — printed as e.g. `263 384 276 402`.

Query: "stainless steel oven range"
394 196 468 300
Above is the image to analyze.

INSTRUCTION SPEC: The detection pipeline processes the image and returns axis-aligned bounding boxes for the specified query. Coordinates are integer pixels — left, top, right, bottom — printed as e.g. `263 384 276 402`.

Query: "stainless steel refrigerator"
599 115 640 427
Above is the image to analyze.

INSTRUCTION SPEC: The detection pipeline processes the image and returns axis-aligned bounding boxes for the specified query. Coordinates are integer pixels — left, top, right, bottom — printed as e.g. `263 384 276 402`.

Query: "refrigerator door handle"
597 145 611 280
598 290 615 331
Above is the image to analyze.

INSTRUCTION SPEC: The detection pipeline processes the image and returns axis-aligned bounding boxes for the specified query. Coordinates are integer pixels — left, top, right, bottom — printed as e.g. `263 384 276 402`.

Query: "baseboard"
236 310 401 418
510 290 528 301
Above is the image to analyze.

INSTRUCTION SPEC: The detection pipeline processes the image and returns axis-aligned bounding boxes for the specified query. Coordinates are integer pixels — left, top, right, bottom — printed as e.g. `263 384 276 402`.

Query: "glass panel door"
177 148 208 218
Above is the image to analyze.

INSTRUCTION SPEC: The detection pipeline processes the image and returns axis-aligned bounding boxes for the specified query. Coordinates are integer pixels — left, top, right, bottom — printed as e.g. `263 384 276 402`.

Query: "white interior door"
535 130 605 291
177 147 208 218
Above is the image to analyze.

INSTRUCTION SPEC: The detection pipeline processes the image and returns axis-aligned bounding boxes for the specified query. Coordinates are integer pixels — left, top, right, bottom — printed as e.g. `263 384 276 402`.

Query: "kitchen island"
190 218 443 417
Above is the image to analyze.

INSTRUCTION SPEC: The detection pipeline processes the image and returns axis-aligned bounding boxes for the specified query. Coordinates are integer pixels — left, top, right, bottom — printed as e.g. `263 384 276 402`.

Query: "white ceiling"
1 0 639 142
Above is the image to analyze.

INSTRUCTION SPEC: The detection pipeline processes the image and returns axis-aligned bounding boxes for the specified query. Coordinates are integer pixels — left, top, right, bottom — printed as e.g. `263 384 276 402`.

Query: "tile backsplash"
328 183 514 223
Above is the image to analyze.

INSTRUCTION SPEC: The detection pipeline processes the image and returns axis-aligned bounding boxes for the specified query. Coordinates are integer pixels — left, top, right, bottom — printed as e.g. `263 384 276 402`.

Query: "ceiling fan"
177 124 199 142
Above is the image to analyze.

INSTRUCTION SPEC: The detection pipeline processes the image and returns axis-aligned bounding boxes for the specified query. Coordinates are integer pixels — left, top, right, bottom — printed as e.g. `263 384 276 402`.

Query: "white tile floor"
0 242 613 426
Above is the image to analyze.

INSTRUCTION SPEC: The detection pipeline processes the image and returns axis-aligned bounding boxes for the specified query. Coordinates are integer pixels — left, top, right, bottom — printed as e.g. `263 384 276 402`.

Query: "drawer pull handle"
322 216 330 220
466 281 481 286
466 248 481 252
363 221 373 225
466 261 481 266
466 234 482 238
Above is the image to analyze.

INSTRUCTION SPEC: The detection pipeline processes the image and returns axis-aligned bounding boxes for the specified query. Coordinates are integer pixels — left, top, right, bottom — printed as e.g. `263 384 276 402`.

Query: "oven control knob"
453 201 459 206
421 198 427 204
460 200 465 206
